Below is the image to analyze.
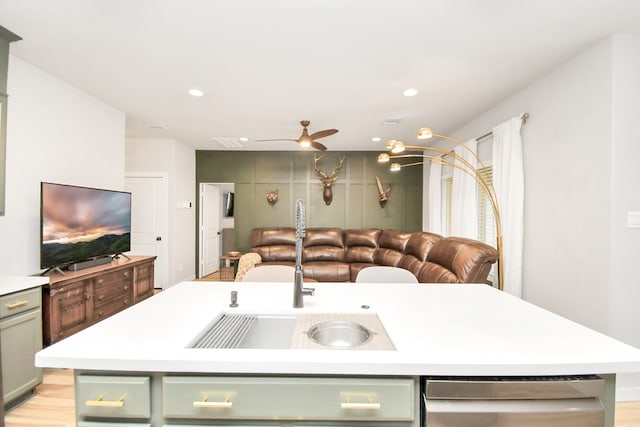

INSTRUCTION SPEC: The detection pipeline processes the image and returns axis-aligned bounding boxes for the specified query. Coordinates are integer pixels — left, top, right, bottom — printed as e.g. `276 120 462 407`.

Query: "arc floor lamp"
378 128 504 291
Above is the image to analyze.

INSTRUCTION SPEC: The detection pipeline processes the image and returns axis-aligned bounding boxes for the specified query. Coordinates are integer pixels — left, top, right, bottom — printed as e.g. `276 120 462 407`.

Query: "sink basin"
189 312 392 351
306 320 373 348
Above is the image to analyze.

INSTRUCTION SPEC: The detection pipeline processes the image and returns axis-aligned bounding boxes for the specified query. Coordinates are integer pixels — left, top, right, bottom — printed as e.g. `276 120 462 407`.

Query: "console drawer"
94 269 133 308
76 375 151 419
162 376 414 421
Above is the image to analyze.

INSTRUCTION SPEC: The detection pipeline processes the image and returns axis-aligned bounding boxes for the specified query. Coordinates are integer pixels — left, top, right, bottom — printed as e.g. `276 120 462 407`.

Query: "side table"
219 254 242 281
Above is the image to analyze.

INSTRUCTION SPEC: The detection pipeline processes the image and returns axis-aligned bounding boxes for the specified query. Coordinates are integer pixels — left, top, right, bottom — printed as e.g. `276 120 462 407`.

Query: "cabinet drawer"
95 268 133 290
163 376 414 421
76 375 151 419
94 297 131 321
94 270 133 308
94 285 131 309
0 287 41 319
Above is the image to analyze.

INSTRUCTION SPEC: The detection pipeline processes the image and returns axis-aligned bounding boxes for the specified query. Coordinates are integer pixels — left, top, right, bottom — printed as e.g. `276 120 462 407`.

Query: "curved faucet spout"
293 199 314 307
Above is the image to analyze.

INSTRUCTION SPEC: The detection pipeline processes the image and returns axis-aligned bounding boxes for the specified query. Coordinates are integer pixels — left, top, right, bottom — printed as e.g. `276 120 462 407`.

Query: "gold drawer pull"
341 398 381 410
86 394 126 408
193 396 232 409
6 300 29 309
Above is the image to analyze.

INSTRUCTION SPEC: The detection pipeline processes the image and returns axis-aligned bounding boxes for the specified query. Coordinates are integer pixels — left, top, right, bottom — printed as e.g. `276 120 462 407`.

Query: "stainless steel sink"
306 320 373 348
189 312 393 350
188 313 296 349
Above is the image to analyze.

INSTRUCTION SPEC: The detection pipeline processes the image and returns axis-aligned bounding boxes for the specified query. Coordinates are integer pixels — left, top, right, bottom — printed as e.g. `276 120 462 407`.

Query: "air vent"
383 118 400 125
211 138 246 149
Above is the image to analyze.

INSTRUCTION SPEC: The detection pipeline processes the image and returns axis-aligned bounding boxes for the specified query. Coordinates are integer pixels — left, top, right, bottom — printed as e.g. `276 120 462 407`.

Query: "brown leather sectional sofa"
249 227 498 284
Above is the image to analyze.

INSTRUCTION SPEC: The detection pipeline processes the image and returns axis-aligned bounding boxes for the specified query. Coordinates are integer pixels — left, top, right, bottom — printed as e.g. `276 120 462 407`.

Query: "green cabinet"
162 376 415 421
0 286 43 407
74 371 420 426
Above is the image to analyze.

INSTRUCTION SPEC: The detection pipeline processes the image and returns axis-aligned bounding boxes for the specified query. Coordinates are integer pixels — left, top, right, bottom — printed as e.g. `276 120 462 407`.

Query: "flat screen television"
40 182 132 271
223 192 234 217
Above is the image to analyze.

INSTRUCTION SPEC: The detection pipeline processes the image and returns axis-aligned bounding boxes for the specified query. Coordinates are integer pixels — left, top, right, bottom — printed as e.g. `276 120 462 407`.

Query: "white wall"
0 55 125 276
428 35 640 399
125 138 196 286
609 34 640 399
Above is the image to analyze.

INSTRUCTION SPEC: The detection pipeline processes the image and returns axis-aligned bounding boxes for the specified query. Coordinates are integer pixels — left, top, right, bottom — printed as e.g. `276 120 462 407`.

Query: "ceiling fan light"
377 153 390 163
299 139 311 148
390 163 402 172
417 127 434 140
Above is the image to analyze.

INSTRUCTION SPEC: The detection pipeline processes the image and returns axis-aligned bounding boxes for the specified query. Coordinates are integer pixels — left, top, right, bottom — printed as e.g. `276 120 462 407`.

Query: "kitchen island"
36 281 640 426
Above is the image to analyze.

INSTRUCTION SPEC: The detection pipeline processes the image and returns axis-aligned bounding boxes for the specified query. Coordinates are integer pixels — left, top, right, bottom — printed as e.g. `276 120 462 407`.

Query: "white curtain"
450 139 478 239
492 117 524 297
428 160 442 234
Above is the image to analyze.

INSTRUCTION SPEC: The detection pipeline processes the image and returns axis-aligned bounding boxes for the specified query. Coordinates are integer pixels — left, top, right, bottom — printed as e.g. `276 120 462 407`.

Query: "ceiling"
2 0 640 152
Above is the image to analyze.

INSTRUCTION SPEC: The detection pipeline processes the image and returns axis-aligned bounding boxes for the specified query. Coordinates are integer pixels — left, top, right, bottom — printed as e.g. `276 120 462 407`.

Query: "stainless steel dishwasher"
423 375 605 427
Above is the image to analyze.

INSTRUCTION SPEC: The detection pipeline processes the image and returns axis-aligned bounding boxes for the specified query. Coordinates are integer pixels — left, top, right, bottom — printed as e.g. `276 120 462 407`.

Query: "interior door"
125 175 168 289
200 183 221 277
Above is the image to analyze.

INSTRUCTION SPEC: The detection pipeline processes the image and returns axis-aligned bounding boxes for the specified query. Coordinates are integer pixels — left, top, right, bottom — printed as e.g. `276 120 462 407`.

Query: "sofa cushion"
345 229 380 264
421 237 498 283
344 229 381 248
397 232 442 276
303 246 346 262
250 227 296 247
304 228 344 248
303 228 345 262
374 229 413 267
254 245 297 263
303 262 350 282
417 262 460 283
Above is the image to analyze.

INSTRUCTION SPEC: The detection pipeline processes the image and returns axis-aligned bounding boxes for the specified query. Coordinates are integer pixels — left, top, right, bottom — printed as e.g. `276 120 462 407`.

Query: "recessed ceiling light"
403 88 418 97
189 88 204 97
371 137 381 142
239 137 249 142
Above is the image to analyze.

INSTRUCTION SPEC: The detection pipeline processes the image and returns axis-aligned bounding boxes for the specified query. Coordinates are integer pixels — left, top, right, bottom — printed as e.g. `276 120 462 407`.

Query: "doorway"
199 182 234 278
125 173 169 289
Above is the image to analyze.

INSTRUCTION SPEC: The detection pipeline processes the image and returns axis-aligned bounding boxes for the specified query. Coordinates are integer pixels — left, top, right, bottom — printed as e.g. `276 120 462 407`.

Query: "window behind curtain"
440 166 495 246
441 165 495 282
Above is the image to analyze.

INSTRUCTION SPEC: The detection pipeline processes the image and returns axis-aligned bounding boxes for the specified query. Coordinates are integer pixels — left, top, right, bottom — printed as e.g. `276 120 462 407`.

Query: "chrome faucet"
293 199 314 308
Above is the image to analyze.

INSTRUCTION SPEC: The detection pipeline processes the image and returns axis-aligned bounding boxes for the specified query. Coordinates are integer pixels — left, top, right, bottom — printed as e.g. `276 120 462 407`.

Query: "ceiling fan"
255 120 338 151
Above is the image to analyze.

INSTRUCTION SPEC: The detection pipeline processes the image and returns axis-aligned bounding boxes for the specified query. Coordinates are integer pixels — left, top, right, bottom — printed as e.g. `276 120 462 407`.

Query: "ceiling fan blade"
310 140 328 151
254 138 297 143
309 129 338 140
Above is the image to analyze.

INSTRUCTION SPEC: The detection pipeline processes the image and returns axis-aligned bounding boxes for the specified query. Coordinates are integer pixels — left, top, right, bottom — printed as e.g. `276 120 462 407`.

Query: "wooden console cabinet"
43 255 156 346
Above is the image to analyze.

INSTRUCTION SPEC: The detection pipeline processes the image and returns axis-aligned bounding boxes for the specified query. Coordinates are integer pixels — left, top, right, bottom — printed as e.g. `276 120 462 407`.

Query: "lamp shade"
377 153 390 163
417 127 434 140
390 140 406 154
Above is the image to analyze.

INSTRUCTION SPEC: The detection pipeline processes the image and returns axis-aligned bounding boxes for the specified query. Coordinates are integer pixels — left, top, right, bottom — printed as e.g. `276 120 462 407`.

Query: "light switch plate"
627 211 640 228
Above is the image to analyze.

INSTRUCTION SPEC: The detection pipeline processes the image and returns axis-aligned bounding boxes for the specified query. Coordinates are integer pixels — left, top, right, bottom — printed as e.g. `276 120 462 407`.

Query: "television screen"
224 192 234 217
40 182 132 269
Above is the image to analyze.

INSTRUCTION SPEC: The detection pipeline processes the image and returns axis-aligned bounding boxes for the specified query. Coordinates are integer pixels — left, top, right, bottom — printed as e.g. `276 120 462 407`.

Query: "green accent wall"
196 151 423 254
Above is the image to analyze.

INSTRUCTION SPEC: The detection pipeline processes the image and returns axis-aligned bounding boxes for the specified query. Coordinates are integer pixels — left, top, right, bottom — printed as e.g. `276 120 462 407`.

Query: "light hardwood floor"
4 368 640 426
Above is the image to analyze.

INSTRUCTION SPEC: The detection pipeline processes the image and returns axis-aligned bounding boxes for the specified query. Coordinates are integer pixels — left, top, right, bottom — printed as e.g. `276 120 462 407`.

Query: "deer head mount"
313 153 345 205
376 176 391 208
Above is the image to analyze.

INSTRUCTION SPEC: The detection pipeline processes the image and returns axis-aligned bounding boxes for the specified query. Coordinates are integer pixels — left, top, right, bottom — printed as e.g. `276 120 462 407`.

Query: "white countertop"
35 281 640 377
0 275 49 296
